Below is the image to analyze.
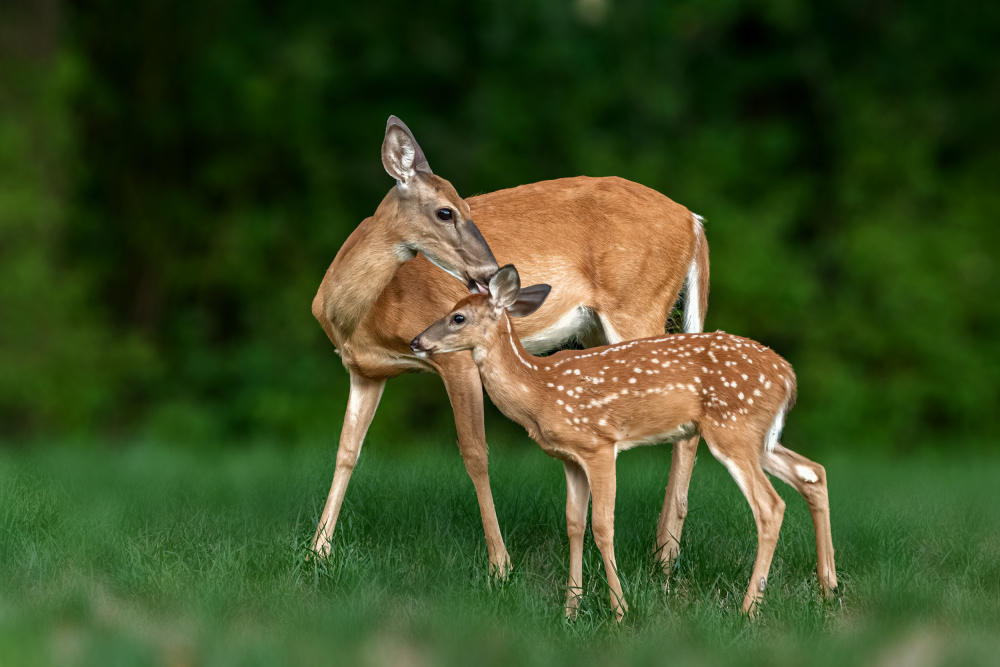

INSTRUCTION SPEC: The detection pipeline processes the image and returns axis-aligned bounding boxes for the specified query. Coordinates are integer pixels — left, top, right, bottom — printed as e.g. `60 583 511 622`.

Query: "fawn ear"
382 116 432 184
488 264 521 310
508 284 551 318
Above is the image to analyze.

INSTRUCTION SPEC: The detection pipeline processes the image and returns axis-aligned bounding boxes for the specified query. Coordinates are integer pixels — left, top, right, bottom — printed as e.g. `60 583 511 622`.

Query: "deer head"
410 265 550 356
381 116 498 292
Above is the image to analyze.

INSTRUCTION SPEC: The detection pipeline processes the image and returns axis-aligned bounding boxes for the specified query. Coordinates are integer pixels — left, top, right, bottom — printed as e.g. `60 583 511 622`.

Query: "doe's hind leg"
656 435 699 576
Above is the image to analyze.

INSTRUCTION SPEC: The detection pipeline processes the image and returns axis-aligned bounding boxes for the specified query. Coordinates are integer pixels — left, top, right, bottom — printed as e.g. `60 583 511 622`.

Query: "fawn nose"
409 337 423 353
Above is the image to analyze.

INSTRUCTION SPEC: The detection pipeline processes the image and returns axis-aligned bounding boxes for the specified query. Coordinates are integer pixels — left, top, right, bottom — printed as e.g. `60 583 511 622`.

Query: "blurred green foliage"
1 0 997 448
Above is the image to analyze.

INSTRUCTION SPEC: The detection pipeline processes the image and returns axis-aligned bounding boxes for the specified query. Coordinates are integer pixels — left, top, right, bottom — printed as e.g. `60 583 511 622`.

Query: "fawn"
410 265 837 620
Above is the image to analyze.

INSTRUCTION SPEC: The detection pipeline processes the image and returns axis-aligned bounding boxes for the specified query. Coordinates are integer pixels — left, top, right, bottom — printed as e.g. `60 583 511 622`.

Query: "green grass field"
2 439 999 666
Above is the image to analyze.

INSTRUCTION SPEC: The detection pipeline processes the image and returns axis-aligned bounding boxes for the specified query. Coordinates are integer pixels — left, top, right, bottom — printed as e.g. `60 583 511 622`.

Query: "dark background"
1 0 997 451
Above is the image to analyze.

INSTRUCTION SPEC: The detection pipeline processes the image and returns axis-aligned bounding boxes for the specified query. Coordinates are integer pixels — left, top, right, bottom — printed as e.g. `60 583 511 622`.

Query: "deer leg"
587 453 627 622
564 459 591 618
599 308 701 581
741 467 785 617
312 371 386 557
656 435 699 575
705 439 785 617
436 353 510 577
762 443 838 596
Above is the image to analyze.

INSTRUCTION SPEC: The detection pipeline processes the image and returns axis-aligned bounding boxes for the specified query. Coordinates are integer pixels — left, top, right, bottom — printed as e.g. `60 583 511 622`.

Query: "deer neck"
472 313 548 431
321 191 413 337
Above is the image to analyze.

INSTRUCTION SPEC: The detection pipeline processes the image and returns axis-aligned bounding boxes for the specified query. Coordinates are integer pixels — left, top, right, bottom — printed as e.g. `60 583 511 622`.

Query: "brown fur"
311 136 708 574
413 288 838 620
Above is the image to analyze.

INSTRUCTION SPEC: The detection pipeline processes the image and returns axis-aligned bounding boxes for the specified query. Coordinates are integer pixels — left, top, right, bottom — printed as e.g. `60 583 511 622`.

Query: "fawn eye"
436 208 454 221
452 314 465 324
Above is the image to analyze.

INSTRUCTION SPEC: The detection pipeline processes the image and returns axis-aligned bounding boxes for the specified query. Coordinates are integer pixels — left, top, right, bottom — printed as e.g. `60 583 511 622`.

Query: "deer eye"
436 208 454 221
452 314 465 324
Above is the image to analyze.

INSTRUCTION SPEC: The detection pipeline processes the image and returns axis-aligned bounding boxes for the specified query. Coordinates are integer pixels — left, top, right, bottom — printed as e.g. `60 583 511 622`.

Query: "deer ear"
382 116 432 184
508 284 551 318
488 264 521 310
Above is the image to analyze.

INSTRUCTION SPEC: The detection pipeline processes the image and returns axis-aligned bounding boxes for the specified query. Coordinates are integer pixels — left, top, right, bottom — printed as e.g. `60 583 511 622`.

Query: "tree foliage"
2 0 997 448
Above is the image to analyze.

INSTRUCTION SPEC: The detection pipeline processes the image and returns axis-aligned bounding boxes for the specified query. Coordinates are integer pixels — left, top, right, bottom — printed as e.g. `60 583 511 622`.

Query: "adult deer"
311 117 710 575
410 265 838 620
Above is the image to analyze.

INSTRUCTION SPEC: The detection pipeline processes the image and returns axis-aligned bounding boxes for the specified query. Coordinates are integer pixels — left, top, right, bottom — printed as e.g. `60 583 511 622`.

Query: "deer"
409 265 838 621
311 116 711 578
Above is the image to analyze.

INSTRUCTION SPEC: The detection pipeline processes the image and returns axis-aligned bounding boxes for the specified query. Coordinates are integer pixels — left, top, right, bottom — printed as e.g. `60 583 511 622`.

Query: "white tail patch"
763 377 794 454
683 213 705 334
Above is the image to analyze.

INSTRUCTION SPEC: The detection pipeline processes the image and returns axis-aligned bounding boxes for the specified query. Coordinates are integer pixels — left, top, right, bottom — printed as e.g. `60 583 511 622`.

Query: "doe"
410 265 837 620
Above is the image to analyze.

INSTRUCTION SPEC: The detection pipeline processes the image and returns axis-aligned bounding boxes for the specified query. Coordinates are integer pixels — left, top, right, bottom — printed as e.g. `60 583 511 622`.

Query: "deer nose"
409 337 423 352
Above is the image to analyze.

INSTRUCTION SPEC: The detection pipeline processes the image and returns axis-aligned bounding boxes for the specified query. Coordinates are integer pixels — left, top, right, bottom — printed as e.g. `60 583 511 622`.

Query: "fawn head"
381 116 498 292
410 265 550 357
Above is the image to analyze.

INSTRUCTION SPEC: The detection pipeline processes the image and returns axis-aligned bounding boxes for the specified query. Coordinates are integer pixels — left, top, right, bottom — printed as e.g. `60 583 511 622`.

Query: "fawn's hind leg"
704 435 785 617
762 443 838 596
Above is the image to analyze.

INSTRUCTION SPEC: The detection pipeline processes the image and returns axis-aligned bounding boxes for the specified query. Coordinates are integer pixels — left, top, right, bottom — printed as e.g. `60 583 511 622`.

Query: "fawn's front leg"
564 459 590 618
587 452 627 622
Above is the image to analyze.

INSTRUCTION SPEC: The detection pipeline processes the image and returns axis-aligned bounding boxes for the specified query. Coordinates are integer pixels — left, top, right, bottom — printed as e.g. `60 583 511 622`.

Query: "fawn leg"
705 439 785 617
587 453 627 622
564 459 591 618
763 443 838 596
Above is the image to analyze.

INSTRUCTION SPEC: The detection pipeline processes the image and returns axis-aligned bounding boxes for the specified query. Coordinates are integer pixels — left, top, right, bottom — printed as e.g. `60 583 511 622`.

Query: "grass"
1 438 999 666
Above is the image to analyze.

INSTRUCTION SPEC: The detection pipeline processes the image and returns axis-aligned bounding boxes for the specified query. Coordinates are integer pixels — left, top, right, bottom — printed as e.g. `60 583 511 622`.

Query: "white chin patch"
414 350 429 359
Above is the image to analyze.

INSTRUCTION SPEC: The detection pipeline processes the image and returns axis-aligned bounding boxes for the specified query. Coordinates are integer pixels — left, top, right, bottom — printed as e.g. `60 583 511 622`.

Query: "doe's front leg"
312 372 386 557
435 353 511 577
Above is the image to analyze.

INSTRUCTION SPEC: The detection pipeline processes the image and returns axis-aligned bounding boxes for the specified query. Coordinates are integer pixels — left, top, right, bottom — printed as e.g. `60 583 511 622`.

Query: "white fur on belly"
521 305 596 354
